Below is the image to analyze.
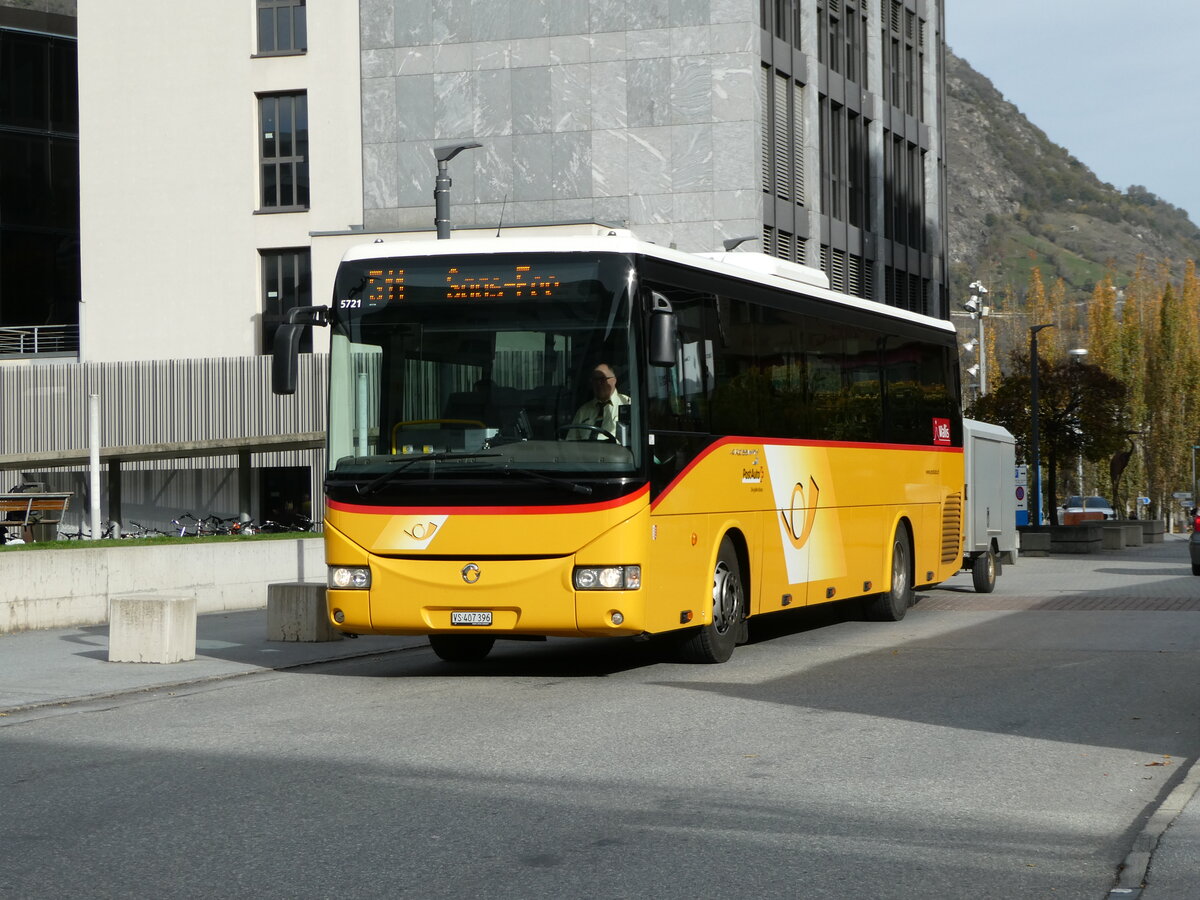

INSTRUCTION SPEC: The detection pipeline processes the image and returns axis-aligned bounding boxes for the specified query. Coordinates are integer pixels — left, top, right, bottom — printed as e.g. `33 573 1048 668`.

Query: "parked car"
1061 495 1116 519
1189 509 1200 575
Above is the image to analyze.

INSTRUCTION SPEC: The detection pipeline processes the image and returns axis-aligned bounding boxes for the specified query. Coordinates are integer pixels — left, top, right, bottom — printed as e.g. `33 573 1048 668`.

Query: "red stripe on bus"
327 483 650 517
650 435 964 510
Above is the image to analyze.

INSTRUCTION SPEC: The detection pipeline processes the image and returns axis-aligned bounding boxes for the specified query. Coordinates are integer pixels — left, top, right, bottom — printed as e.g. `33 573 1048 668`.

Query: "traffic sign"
1173 492 1193 500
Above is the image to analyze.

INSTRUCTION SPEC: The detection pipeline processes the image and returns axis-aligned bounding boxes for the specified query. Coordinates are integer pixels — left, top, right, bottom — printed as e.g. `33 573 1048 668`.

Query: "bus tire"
864 527 912 622
680 535 744 664
428 634 495 662
971 549 997 593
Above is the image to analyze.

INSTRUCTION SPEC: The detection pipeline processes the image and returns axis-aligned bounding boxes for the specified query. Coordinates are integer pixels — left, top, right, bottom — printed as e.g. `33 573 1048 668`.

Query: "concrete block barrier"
1102 527 1126 550
1140 520 1165 543
266 582 341 642
1021 532 1051 555
108 594 197 664
1122 524 1144 547
1048 524 1102 554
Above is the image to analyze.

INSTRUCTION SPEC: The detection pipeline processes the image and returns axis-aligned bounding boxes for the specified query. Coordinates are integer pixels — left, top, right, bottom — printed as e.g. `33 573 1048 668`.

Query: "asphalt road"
2 539 1198 899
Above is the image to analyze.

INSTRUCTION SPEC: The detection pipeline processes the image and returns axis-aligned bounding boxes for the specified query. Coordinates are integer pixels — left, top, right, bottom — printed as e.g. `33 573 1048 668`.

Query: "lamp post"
1029 323 1055 526
433 142 482 240
1068 348 1088 495
965 281 990 397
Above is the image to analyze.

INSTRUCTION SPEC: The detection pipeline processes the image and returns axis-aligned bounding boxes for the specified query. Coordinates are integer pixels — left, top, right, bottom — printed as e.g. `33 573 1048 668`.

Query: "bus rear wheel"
864 528 913 621
429 634 495 662
680 536 745 664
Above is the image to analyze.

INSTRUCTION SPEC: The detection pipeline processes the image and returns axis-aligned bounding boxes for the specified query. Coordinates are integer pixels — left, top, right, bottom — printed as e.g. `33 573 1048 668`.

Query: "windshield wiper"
357 452 502 495
502 466 594 496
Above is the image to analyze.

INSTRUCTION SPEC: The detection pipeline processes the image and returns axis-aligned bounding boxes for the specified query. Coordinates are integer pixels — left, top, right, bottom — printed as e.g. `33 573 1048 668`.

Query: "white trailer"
961 418 1018 592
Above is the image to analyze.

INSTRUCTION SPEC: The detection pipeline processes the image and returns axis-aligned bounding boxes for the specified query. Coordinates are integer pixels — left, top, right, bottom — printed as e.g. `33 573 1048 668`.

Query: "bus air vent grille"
941 493 963 564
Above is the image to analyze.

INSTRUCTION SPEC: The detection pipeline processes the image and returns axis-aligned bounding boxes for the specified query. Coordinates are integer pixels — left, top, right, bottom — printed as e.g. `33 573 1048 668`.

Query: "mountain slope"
944 49 1200 301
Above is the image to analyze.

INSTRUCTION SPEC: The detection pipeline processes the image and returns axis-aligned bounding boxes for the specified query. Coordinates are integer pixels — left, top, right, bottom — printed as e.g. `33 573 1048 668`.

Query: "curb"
0 641 428 720
1110 755 1200 897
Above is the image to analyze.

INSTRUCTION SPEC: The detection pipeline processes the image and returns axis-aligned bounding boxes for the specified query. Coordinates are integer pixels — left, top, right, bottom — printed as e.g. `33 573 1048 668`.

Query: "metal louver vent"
942 493 963 564
760 65 770 194
777 230 795 262
830 248 847 292
792 81 805 205
774 72 791 200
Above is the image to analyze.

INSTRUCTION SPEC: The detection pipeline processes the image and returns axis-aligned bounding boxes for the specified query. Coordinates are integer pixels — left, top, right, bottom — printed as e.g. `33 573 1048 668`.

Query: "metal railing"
0 325 80 358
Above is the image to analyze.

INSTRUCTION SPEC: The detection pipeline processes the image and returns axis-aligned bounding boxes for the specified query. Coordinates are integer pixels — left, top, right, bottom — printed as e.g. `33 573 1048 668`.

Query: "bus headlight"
573 565 640 591
329 566 371 589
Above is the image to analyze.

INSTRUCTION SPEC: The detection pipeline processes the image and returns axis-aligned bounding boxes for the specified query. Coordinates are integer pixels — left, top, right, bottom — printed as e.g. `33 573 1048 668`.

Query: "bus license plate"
451 611 492 626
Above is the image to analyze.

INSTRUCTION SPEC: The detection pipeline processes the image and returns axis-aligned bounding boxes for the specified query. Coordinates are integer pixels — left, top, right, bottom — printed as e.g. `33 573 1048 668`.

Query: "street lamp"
1029 323 1056 526
963 281 990 398
433 142 482 239
1068 348 1088 496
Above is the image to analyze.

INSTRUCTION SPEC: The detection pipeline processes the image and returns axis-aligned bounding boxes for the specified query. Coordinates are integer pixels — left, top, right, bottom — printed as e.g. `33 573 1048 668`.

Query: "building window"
258 93 308 211
762 66 805 207
0 29 80 338
261 248 311 354
257 0 306 55
882 1 924 118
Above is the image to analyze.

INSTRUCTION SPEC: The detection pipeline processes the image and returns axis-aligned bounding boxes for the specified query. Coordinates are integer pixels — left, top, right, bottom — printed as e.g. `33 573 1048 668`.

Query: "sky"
945 0 1200 227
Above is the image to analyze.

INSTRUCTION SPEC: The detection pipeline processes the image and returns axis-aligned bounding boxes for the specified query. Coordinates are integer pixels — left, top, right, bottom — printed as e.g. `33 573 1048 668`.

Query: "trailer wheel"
971 550 997 593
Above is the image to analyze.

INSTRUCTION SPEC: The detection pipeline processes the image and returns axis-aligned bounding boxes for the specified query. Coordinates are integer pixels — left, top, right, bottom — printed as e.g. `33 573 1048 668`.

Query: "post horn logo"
404 522 438 541
461 563 481 584
780 477 820 550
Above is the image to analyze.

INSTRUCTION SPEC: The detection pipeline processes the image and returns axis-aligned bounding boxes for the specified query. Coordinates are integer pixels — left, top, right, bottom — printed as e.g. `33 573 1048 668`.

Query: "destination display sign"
342 263 563 312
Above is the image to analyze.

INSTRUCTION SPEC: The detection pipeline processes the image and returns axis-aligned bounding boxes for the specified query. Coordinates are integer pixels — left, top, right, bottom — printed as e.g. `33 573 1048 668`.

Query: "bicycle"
171 512 202 537
123 521 168 539
57 521 117 540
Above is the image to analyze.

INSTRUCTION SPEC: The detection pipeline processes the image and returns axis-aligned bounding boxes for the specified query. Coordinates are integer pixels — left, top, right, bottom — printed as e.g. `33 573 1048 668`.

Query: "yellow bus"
274 231 963 663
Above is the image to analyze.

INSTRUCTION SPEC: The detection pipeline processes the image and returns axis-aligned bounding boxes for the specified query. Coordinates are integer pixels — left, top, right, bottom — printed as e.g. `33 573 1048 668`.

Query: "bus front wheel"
680 536 745 664
429 634 495 662
864 528 913 621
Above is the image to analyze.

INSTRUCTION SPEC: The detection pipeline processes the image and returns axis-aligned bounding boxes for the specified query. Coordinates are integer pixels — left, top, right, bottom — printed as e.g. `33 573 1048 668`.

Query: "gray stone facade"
359 0 763 253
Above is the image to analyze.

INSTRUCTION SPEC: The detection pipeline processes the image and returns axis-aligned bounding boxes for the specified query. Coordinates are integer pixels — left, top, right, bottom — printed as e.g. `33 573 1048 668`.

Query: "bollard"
266 582 342 642
108 594 197 664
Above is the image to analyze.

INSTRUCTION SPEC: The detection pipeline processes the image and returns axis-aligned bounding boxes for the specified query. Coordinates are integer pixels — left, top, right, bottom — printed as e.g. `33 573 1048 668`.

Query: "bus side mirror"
648 292 676 368
272 305 329 395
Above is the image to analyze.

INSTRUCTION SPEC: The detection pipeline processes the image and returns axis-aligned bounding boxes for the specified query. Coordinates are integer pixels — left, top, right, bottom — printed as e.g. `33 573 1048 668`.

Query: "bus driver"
566 363 630 440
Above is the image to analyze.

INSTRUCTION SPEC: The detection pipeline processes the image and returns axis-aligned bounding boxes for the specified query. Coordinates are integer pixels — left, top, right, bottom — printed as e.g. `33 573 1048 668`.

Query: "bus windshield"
325 252 641 501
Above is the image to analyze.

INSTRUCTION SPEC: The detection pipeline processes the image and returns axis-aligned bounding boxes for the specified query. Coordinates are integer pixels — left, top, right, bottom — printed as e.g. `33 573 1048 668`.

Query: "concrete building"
2 0 949 533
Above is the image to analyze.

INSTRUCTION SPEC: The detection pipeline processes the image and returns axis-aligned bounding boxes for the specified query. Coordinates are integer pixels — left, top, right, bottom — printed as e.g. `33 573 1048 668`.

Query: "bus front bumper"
328 554 645 638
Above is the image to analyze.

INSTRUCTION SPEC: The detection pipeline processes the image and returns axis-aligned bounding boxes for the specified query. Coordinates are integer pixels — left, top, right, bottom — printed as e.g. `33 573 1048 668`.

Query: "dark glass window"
257 0 307 55
0 29 79 333
259 93 309 210
640 264 959 447
261 248 312 354
0 32 48 130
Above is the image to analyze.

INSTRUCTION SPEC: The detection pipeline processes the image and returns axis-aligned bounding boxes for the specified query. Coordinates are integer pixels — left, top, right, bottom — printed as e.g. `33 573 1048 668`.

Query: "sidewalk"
0 607 427 713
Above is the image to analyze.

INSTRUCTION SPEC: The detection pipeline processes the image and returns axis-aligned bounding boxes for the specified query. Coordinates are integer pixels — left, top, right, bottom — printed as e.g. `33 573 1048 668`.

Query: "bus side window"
646 287 710 434
709 296 760 436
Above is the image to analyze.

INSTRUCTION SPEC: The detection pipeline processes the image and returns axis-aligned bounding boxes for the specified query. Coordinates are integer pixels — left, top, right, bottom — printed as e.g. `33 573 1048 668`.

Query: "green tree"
1144 282 1200 519
969 354 1128 525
